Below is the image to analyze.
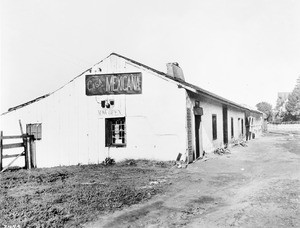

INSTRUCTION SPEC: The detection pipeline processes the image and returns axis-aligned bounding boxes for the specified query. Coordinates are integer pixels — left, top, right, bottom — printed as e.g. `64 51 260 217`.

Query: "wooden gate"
0 121 36 172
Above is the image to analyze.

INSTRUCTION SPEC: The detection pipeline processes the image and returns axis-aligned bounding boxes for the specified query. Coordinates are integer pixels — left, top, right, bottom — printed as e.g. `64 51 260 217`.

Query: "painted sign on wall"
96 97 126 118
86 72 142 95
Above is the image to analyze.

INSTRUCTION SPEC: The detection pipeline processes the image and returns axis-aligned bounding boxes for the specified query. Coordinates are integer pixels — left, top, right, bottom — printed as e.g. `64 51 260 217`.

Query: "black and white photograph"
1 0 300 227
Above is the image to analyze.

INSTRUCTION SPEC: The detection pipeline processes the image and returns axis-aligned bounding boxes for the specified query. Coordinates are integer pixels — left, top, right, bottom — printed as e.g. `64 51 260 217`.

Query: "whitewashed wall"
186 93 247 154
0 55 187 167
249 114 263 138
200 98 224 153
227 107 245 141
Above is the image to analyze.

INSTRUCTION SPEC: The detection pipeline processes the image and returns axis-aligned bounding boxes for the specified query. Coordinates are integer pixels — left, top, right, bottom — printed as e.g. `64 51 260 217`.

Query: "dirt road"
86 133 300 228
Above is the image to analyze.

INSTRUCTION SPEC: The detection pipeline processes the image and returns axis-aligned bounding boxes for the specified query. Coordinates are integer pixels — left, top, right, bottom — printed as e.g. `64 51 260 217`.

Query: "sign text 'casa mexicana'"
86 72 142 95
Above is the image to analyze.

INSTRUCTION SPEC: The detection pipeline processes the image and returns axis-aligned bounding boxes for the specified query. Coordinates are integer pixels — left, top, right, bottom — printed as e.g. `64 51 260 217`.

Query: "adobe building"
0 53 263 168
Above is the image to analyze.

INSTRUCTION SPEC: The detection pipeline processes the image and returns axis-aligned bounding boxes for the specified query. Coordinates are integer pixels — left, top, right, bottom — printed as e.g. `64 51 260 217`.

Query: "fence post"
29 136 36 168
24 134 29 169
0 131 3 171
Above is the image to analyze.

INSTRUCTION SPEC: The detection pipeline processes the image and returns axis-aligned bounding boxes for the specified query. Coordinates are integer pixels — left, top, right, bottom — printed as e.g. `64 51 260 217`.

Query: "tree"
285 76 300 120
275 96 285 110
256 102 273 121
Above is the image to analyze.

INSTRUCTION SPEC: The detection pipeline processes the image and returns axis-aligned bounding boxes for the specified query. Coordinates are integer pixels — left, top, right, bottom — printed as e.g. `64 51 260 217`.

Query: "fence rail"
2 143 25 150
267 123 300 132
1 135 25 139
0 129 36 172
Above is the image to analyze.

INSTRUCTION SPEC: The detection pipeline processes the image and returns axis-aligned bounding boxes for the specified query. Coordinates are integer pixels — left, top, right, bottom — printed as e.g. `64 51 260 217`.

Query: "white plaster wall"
99 57 187 162
0 75 103 167
185 93 247 154
251 116 263 138
227 107 246 141
186 93 224 154
0 55 187 167
199 98 224 153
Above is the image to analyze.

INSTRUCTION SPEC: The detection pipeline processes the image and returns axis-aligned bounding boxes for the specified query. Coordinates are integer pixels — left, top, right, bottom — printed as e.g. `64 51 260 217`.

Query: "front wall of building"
0 55 187 167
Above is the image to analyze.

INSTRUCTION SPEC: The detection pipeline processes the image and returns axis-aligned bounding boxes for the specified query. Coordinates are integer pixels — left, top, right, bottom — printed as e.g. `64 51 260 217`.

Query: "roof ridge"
2 52 258 115
110 53 252 111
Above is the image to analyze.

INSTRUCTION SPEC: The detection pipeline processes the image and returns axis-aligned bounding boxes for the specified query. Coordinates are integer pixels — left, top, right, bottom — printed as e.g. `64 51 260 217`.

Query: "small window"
212 114 217 140
231 117 234 138
26 123 42 140
105 117 126 147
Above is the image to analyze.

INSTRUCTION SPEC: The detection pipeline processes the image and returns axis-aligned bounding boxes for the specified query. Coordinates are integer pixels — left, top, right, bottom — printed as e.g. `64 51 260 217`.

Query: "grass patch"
0 160 174 227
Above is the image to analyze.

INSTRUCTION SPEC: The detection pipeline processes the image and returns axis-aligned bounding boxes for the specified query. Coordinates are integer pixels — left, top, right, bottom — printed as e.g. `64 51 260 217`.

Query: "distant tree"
274 96 288 122
275 96 285 110
285 76 300 120
256 102 273 121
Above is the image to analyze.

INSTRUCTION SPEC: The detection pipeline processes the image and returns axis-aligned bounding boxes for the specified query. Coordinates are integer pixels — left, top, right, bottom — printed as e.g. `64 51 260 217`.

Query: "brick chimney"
166 62 185 81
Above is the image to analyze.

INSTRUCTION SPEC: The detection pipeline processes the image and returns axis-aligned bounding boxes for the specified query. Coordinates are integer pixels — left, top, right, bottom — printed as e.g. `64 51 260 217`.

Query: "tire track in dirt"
86 133 300 228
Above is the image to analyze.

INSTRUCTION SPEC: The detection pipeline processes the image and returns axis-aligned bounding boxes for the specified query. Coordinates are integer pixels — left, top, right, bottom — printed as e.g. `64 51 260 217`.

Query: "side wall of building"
186 92 246 156
199 97 224 153
249 112 264 138
227 107 246 141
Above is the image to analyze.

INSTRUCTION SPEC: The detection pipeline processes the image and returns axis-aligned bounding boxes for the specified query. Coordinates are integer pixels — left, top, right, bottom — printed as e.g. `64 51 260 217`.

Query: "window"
231 117 234 138
212 114 217 140
105 117 126 147
26 123 42 140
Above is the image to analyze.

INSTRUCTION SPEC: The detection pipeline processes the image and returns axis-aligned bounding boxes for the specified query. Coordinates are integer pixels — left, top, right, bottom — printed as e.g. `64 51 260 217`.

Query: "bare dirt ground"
86 132 300 228
1 132 299 228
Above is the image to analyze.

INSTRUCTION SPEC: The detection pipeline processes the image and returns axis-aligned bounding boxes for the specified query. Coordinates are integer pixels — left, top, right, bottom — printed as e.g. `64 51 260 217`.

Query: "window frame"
26 123 42 140
105 117 126 147
212 114 217 140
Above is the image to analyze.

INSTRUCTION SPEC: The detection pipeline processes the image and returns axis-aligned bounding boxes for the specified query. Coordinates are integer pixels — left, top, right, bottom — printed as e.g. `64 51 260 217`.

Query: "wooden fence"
267 123 300 133
0 131 36 172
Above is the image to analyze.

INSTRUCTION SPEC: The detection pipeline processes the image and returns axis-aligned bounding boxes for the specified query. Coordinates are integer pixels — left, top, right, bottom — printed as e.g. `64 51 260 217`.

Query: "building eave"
110 53 251 112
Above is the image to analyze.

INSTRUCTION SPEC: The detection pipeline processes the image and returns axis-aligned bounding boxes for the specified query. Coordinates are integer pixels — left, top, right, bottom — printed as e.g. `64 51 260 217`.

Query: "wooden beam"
19 120 30 169
2 143 24 149
3 152 25 159
24 136 29 169
19 119 24 135
29 137 37 168
1 151 24 173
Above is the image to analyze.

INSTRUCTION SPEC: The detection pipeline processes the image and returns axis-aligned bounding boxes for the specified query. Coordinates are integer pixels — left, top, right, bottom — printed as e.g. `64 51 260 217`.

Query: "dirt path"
86 133 300 228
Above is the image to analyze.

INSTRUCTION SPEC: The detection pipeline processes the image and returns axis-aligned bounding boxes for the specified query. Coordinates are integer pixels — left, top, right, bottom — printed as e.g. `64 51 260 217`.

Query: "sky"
1 0 300 113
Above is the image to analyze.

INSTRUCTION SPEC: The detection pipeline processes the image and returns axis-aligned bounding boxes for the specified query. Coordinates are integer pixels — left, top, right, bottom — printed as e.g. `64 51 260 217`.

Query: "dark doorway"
194 115 201 158
222 106 228 145
231 117 234 138
241 119 244 135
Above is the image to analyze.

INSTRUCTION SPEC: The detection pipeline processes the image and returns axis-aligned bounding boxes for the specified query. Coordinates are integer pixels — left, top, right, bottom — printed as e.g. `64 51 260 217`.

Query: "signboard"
86 72 142 95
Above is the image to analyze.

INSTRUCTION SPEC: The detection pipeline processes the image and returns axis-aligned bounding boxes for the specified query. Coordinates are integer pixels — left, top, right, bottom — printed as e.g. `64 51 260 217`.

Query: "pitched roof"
2 52 260 115
111 53 250 111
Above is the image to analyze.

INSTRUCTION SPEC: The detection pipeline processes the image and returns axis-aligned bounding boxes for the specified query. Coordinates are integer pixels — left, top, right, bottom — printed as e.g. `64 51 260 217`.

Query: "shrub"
103 157 115 166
